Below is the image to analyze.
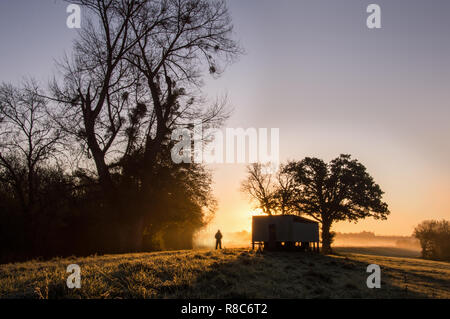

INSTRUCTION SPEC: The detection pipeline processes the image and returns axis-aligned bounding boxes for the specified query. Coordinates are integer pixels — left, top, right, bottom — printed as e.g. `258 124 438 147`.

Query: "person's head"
217 229 221 233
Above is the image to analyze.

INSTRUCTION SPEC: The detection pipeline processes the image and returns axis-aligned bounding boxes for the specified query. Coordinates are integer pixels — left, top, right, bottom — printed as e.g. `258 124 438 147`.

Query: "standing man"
215 230 223 249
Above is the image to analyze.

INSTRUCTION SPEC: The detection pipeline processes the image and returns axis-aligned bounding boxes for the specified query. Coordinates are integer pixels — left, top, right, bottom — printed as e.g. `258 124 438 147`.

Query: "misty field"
0 247 448 299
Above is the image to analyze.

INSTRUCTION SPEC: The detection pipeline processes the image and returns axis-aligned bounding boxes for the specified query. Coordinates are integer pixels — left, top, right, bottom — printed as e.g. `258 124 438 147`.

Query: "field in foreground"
0 247 448 299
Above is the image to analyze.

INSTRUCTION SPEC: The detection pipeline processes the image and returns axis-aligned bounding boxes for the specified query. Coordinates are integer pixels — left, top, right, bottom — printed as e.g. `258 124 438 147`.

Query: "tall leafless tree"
0 81 61 214
50 0 241 250
124 0 241 184
274 165 297 215
51 0 146 194
241 163 278 215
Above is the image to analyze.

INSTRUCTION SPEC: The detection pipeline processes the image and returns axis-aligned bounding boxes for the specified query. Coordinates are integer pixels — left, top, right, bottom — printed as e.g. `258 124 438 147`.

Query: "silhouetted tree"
122 0 240 249
49 0 241 252
241 163 300 215
0 81 62 215
274 165 297 215
284 154 389 254
241 163 278 215
0 81 75 260
122 143 217 251
50 0 148 251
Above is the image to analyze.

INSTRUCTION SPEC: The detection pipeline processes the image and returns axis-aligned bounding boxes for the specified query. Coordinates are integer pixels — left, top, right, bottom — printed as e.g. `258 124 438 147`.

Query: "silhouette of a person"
215 230 223 249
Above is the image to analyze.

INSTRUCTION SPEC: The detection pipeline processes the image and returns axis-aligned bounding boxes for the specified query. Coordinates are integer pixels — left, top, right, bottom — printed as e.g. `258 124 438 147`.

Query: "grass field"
0 247 448 299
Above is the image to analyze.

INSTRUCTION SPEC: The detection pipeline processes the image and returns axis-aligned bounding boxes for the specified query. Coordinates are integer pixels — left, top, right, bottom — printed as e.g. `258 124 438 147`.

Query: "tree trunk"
321 220 333 254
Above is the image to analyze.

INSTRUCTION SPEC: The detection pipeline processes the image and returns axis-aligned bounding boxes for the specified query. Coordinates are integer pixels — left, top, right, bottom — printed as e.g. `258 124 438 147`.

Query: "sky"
0 0 449 237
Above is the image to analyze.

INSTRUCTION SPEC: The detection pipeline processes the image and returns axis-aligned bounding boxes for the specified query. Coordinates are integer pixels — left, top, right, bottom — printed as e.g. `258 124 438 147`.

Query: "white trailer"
252 215 320 251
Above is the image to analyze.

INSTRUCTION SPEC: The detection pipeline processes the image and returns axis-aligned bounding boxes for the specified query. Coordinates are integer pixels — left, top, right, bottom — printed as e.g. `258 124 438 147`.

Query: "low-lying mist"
333 232 420 251
194 230 252 249
194 230 421 251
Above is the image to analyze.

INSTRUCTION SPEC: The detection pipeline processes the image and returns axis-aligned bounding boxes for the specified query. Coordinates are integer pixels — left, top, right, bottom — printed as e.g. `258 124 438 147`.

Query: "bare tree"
124 0 242 184
51 0 146 195
52 0 240 189
49 0 241 251
274 165 296 215
0 81 61 213
241 163 278 215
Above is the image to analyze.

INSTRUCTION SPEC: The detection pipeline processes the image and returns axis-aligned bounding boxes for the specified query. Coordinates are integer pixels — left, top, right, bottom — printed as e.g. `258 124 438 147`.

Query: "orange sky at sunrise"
0 1 449 241
195 0 450 240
